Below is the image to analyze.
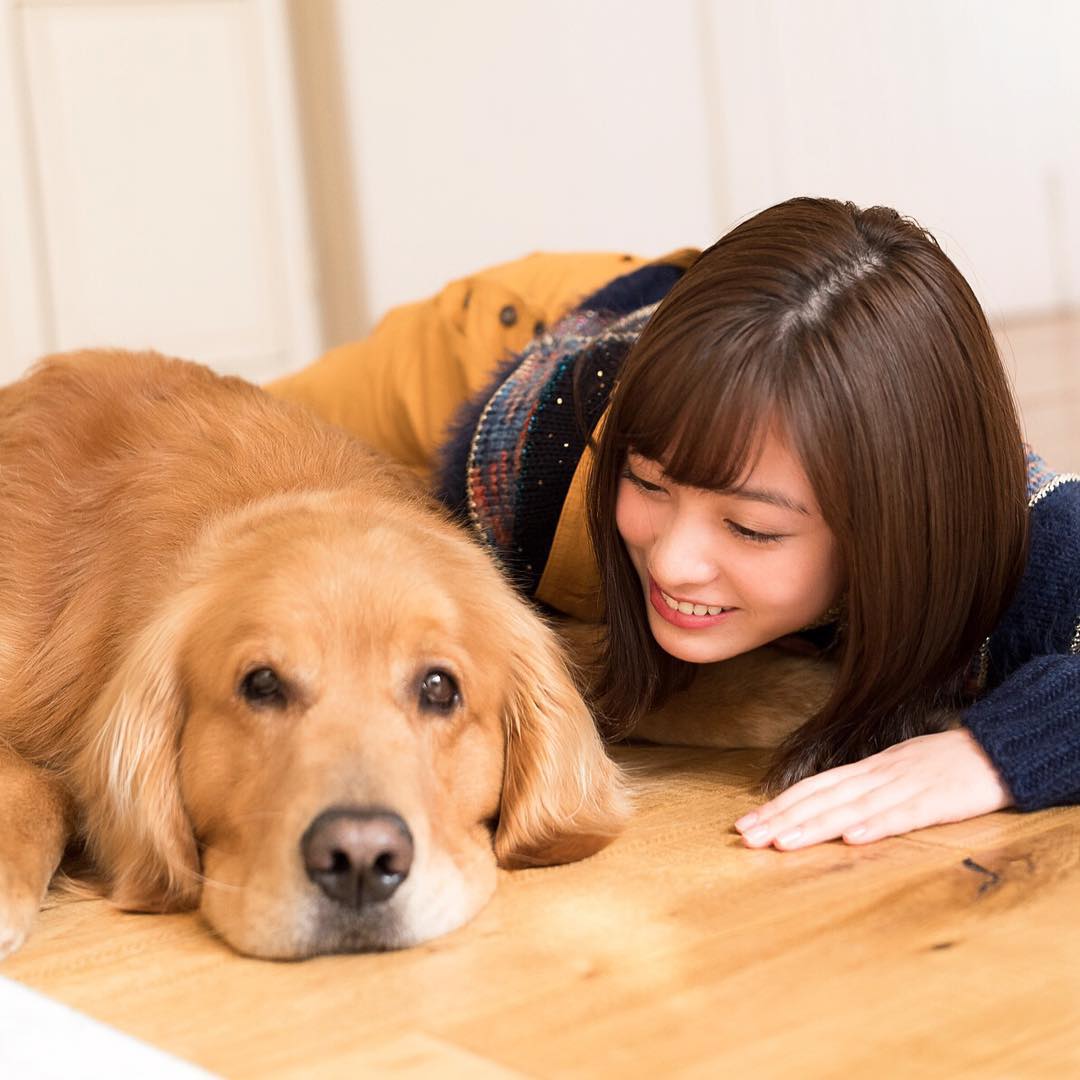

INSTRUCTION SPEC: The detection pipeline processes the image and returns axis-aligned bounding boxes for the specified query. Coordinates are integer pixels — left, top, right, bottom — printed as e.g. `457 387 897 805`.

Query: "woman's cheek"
614 480 653 550
759 542 841 624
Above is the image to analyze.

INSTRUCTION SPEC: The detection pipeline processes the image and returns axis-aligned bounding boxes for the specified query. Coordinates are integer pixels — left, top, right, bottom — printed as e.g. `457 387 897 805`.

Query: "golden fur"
554 620 835 751
0 350 630 960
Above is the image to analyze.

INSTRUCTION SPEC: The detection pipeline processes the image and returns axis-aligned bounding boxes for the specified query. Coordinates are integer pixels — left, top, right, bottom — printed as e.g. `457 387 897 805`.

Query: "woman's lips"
648 577 735 629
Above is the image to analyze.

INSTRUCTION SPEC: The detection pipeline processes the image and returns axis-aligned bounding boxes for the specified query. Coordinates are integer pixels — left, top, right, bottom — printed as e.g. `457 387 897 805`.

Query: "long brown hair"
586 197 1028 792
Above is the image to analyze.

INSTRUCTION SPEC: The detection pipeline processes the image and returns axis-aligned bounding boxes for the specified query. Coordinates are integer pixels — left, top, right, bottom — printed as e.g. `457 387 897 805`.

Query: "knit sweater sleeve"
962 475 1080 811
963 654 1080 810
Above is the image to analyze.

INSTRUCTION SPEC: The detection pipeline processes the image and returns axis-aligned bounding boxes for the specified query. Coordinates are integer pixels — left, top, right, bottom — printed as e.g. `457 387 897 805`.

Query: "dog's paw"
0 887 41 961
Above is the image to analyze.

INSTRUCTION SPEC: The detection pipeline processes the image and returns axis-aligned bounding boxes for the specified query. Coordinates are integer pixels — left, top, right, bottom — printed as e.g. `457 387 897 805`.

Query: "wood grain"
4 744 1078 1078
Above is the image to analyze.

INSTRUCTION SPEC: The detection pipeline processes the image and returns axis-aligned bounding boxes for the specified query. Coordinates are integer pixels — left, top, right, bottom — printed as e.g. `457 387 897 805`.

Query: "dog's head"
73 490 629 958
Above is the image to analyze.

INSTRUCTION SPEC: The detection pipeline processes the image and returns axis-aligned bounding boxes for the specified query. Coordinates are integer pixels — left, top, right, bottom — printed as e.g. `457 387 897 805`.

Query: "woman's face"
614 427 844 664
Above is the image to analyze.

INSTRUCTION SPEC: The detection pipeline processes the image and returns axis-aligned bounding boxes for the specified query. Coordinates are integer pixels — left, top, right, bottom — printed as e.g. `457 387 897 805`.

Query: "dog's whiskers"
192 844 281 901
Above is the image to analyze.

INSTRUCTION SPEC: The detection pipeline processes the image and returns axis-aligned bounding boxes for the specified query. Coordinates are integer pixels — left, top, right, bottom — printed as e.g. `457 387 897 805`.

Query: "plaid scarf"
438 263 683 595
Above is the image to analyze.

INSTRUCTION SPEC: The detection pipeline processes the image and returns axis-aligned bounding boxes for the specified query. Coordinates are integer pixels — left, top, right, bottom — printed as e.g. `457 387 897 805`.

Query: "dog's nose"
301 808 414 908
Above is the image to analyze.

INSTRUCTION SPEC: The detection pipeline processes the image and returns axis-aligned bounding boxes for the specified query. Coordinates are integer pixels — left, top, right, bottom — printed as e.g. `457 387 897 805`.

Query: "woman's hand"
734 728 1013 850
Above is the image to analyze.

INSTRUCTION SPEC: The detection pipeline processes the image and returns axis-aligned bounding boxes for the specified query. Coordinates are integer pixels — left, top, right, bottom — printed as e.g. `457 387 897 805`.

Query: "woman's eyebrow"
727 487 810 515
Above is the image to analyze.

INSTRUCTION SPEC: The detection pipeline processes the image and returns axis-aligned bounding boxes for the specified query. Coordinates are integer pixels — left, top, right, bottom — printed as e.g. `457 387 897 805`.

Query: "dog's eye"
240 666 287 708
418 669 461 714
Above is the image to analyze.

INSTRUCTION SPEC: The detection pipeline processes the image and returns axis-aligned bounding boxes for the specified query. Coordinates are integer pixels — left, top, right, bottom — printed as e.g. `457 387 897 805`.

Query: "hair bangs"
617 324 782 494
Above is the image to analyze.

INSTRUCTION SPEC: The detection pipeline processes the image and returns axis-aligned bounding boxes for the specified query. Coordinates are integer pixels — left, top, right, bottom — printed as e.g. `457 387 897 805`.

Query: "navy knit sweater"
963 471 1080 810
440 263 1080 813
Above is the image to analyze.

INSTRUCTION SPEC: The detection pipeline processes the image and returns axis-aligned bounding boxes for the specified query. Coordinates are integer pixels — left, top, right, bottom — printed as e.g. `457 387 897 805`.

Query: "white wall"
310 0 1080 341
0 0 320 383
320 0 719 340
2 0 1078 379
704 0 1080 322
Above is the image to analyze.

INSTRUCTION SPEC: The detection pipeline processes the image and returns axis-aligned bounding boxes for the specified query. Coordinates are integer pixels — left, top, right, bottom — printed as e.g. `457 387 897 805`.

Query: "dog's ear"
494 609 631 869
72 591 202 913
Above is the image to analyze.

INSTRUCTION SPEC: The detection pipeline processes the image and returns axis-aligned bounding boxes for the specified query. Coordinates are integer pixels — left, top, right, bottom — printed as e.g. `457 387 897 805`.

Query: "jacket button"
499 304 518 327
533 320 546 336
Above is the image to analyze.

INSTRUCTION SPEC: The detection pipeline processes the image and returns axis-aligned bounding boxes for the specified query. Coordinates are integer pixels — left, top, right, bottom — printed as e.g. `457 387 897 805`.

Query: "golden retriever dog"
0 350 630 961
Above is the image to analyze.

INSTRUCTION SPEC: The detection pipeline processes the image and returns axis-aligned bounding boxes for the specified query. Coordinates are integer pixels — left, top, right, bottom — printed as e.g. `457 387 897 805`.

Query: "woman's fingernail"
775 829 803 848
744 825 770 845
844 825 868 841
735 812 758 831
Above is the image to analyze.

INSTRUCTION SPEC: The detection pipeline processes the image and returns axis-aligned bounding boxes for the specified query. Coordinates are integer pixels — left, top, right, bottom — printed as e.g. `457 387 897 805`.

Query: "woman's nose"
649 514 721 589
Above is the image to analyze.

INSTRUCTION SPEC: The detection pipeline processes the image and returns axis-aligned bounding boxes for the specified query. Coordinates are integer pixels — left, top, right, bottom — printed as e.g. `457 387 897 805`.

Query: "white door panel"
703 0 1080 318
0 0 319 382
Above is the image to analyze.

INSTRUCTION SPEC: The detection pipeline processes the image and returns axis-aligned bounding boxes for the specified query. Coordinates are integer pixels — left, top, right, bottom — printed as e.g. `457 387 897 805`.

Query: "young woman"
269 197 1080 850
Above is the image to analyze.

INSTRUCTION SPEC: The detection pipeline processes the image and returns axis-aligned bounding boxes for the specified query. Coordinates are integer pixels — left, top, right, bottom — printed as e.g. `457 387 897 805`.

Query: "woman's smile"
649 577 735 627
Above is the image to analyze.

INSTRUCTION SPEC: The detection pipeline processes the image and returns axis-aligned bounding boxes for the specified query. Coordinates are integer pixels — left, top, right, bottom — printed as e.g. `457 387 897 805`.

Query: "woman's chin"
648 612 747 664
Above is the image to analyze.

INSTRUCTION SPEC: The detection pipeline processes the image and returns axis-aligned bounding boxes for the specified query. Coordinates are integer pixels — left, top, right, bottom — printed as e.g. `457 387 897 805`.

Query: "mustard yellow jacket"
267 249 697 618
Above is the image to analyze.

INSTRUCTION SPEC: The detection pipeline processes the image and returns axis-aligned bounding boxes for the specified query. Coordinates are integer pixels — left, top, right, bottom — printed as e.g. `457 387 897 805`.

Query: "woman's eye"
419 669 461 714
727 521 784 545
240 666 287 707
622 466 665 493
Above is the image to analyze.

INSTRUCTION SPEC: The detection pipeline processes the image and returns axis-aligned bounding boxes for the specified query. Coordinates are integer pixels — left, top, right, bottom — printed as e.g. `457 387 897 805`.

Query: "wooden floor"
998 311 1080 472
4 313 1080 1077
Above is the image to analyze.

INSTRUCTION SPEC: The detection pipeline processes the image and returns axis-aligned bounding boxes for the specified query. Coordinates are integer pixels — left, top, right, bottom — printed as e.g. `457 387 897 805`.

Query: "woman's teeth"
660 589 728 616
